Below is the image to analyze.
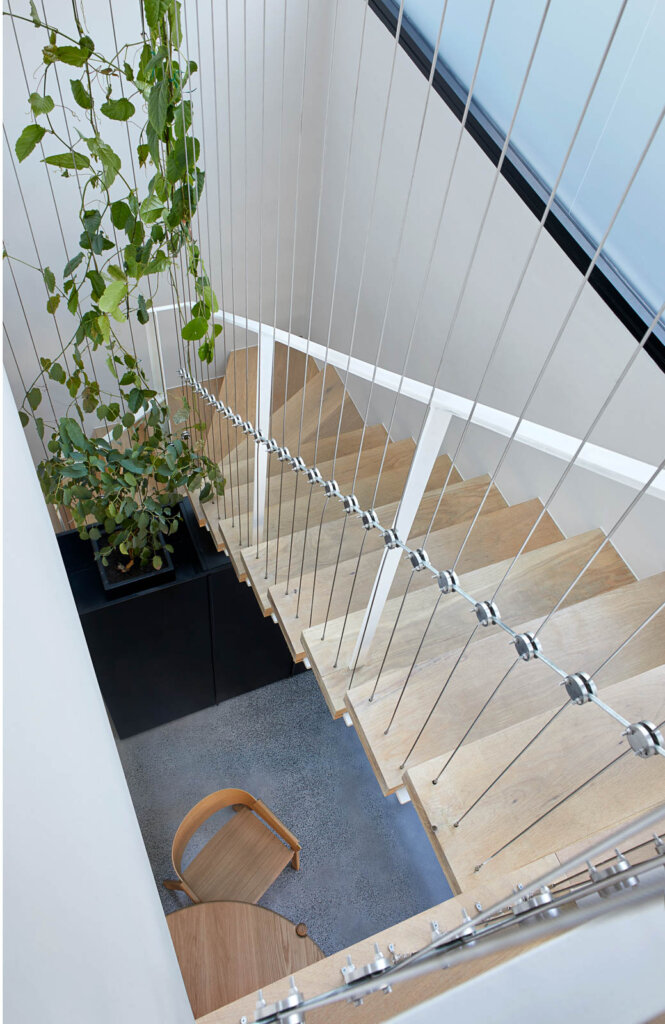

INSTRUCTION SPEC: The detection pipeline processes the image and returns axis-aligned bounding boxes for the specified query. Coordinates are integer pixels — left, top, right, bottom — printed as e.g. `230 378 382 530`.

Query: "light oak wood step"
222 435 412 520
216 438 426 581
404 668 665 893
217 424 389 489
345 571 664 796
242 472 498 618
271 480 511 663
302 498 564 716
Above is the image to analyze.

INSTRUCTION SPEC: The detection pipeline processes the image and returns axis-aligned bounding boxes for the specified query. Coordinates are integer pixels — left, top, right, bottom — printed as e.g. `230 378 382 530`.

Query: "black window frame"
369 0 665 373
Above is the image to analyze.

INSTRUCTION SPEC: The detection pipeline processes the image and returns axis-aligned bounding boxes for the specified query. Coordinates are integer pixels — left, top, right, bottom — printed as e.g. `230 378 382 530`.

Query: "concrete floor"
118 670 452 955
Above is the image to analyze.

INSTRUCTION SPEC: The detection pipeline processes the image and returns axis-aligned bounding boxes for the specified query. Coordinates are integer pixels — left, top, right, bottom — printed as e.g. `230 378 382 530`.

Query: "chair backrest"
172 788 257 878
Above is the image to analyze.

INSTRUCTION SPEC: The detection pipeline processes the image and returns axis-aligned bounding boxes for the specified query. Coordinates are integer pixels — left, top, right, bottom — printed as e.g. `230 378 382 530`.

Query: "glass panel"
402 0 665 316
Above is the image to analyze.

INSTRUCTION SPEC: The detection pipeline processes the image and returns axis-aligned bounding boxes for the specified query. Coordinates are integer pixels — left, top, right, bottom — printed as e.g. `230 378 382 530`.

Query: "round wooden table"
167 901 324 1018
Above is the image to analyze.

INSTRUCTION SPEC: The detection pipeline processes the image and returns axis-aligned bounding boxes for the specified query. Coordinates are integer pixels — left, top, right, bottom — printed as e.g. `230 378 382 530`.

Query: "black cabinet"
59 500 302 738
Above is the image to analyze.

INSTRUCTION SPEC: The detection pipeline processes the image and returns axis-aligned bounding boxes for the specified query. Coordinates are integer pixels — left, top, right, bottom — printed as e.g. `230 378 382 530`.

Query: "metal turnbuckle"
409 548 429 571
230 413 243 428
383 528 400 549
361 508 379 530
241 420 254 435
623 721 664 758
254 430 266 445
341 945 392 1003
342 494 361 515
563 671 597 704
438 569 459 594
513 632 542 661
306 467 323 485
277 446 292 462
588 850 639 896
474 600 500 626
255 978 306 1024
512 886 559 924
323 479 340 498
291 456 306 473
264 437 279 453
214 400 226 413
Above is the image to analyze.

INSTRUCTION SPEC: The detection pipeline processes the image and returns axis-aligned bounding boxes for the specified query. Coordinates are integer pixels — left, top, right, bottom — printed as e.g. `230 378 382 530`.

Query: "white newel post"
253 326 275 545
349 401 453 669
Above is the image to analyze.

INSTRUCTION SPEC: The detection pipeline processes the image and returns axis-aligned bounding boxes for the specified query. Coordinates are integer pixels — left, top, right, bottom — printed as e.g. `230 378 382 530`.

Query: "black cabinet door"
82 575 215 738
209 567 296 702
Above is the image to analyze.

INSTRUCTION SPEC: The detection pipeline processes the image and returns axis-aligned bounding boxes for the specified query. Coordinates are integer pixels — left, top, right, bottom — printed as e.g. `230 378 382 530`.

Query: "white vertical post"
349 402 453 669
253 326 275 544
145 313 170 406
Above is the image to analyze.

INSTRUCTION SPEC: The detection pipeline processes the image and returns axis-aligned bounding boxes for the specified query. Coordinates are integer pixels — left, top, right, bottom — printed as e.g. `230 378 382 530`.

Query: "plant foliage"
8 0 224 572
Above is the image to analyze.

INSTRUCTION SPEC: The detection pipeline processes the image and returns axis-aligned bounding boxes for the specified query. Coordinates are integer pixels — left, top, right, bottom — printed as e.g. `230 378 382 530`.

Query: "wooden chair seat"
182 808 296 904
164 787 301 905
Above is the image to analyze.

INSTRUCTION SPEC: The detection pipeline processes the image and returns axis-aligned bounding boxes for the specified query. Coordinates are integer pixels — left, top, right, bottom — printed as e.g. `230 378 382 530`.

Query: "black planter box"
58 499 303 738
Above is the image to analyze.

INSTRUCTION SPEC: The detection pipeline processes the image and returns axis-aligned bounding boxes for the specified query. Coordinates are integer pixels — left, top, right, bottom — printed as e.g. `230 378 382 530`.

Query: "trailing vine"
6 0 225 572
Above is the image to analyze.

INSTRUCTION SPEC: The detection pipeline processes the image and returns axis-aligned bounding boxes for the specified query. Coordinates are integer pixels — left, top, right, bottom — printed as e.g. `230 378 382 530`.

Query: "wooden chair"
163 788 301 904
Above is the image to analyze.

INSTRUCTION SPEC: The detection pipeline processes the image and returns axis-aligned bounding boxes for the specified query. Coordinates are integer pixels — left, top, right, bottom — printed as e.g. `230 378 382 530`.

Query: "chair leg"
163 879 184 892
291 849 300 871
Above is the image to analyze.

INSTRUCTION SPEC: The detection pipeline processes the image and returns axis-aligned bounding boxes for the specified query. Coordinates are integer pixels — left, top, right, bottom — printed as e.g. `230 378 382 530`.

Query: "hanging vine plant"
6 0 225 576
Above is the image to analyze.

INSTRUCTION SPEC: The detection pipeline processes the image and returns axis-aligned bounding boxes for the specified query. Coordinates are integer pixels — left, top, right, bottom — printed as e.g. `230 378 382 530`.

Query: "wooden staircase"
185 338 665 918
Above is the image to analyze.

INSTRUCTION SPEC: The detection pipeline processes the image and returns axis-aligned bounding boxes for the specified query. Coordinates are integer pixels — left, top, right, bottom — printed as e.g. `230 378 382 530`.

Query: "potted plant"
7 0 225 594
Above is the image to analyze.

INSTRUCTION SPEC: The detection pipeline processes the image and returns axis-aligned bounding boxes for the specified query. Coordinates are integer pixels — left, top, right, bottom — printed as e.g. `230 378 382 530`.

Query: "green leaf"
27 386 42 410
127 389 143 414
147 79 168 137
152 554 163 571
86 136 121 188
98 279 128 314
16 124 46 162
181 316 208 341
144 0 171 30
43 266 56 293
46 294 60 314
43 151 90 170
19 410 29 427
137 294 150 325
35 417 45 439
87 269 105 299
52 45 89 67
165 135 200 183
63 252 83 277
139 192 164 224
49 362 66 384
60 417 87 450
29 93 55 116
120 457 144 474
98 314 111 345
112 423 124 440
174 99 191 139
137 143 150 167
111 200 130 229
121 412 135 429
123 61 134 82
67 285 79 315
100 97 135 121
70 78 93 109
29 1 41 26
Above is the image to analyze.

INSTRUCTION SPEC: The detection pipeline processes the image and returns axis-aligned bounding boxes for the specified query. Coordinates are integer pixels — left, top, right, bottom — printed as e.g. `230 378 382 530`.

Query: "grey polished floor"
117 670 452 955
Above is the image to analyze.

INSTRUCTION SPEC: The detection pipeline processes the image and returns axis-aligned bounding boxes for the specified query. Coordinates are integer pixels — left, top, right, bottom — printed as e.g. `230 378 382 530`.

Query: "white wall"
3 371 193 1023
306 0 665 579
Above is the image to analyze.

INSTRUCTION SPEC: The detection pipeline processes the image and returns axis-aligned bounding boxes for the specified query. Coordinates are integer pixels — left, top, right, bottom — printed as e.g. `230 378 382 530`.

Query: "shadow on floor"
117 670 452 955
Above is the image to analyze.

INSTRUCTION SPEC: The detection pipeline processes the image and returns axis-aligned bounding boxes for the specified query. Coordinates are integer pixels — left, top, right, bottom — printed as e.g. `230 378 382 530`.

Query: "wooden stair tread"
222 435 413 517
404 668 665 893
183 807 294 905
302 498 565 715
220 424 389 488
242 473 501 616
345 570 663 795
217 443 456 583
270 481 510 663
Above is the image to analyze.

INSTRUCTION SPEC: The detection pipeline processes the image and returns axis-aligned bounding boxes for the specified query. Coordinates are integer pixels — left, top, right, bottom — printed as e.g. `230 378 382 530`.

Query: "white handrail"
149 303 665 500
